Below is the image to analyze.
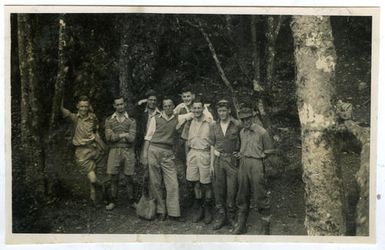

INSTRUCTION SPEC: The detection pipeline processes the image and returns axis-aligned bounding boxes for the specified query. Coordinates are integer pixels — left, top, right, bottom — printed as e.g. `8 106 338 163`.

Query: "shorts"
107 147 135 176
74 145 99 173
186 148 211 184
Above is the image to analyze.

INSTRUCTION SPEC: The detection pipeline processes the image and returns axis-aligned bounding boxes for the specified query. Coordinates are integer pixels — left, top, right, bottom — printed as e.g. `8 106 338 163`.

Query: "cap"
238 107 253 119
145 89 157 98
217 99 230 108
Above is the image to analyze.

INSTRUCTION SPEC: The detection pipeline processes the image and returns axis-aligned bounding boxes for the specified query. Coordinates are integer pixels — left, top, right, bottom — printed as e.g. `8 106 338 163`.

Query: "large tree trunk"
291 16 346 235
17 14 45 197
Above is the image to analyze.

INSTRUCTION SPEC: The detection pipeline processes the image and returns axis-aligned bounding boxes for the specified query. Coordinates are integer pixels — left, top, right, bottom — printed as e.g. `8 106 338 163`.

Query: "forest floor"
13 126 360 235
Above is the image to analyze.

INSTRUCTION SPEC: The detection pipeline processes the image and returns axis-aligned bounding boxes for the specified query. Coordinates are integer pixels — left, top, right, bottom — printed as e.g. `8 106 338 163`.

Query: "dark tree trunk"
291 15 346 235
17 14 45 197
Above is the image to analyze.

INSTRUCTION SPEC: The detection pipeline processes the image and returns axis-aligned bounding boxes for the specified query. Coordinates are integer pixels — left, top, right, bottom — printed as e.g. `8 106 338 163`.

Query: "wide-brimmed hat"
238 107 253 119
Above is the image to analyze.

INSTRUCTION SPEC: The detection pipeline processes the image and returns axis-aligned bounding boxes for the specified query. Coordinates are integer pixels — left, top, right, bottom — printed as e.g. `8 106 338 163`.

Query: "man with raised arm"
61 95 106 206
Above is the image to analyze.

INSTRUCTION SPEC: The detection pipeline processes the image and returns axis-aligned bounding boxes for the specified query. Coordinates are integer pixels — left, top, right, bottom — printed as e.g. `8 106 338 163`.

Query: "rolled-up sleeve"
144 117 156 141
262 131 275 155
62 108 77 124
181 120 190 140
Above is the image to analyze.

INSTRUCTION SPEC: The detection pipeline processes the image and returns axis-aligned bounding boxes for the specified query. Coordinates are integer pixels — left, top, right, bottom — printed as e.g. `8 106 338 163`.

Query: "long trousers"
148 144 181 217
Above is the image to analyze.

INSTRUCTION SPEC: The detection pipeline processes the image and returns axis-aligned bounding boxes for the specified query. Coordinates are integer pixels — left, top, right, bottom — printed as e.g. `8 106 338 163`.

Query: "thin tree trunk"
119 15 133 103
343 120 370 236
291 16 345 235
199 24 240 118
251 16 274 135
50 14 68 133
17 14 45 197
265 16 282 87
251 16 261 87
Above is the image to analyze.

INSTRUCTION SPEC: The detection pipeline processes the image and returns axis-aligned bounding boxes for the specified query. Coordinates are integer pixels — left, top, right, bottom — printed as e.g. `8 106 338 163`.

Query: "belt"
241 155 264 160
109 143 133 148
190 148 210 152
150 142 173 150
219 152 234 157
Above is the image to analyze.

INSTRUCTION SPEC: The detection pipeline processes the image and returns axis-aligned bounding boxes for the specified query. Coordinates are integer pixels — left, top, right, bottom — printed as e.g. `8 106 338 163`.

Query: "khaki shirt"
181 114 213 150
240 123 274 159
63 108 98 146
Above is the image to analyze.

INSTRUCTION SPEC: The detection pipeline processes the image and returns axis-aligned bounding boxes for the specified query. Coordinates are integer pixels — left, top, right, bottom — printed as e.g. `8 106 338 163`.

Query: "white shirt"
144 112 176 141
145 107 161 131
220 120 230 135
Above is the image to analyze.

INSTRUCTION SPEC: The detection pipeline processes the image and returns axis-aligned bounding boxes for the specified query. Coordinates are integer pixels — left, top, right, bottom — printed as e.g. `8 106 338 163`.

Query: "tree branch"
197 22 240 118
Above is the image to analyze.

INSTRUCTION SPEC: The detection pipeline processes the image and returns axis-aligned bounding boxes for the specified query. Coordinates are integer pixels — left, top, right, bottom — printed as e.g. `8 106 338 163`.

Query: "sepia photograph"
4 6 378 244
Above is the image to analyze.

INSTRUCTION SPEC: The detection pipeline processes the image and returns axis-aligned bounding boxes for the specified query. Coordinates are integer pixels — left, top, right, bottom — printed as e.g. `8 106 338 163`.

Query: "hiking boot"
192 199 204 223
168 216 186 222
126 182 134 201
232 213 247 235
227 209 236 227
105 202 115 211
212 210 226 230
158 213 167 221
260 216 271 235
203 199 213 225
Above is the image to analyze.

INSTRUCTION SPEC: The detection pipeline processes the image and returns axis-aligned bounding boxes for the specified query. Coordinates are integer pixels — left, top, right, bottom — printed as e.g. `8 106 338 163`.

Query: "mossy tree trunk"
17 14 46 198
291 16 346 235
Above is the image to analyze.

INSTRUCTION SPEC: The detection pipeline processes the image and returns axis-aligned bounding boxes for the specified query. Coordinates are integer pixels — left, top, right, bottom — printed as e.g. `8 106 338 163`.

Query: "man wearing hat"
209 99 242 230
233 107 275 235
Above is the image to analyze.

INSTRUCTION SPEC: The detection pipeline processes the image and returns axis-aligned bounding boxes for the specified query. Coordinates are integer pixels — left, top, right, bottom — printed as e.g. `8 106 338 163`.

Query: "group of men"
61 88 275 235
